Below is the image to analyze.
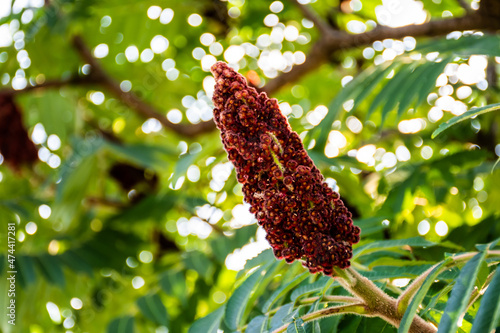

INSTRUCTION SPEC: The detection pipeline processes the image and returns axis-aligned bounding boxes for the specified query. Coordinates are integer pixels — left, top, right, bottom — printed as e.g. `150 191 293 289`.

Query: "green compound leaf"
291 275 331 302
189 305 225 333
225 264 269 330
107 316 134 333
437 251 488 333
353 237 436 259
136 293 168 326
470 265 500 333
432 102 500 138
398 258 452 333
15 255 37 288
262 272 308 312
35 254 65 287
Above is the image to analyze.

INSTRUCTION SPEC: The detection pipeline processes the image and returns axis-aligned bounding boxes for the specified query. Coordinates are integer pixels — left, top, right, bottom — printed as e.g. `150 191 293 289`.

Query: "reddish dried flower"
0 95 38 172
211 62 360 273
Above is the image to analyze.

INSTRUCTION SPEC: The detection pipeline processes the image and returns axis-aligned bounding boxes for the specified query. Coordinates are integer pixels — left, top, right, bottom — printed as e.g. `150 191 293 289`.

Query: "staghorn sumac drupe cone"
211 62 360 274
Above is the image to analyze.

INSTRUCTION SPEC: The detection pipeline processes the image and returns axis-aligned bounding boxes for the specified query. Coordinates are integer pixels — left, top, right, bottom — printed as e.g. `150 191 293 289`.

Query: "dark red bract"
211 62 360 273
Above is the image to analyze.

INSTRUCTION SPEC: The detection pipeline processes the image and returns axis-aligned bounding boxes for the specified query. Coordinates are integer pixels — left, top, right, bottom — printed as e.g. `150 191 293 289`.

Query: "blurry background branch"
70 35 216 137
0 36 217 138
262 0 500 95
1 0 499 136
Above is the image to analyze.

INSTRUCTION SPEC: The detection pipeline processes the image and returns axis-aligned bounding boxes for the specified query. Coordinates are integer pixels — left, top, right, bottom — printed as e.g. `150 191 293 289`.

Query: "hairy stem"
335 267 437 333
299 295 361 305
397 250 500 315
269 249 500 332
271 303 369 333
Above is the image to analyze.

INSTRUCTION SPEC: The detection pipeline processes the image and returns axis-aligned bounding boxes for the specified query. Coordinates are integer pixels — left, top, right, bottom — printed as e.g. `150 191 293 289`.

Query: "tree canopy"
0 0 500 332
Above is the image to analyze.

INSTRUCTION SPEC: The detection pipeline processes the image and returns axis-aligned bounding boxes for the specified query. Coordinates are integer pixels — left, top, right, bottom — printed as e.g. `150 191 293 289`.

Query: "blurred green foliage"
0 0 499 332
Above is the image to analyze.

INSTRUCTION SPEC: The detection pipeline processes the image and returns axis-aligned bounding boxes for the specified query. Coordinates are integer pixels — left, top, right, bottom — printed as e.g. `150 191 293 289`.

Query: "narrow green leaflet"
246 315 269 333
314 63 396 149
236 249 274 279
432 102 500 138
15 255 37 287
262 272 309 312
353 217 389 237
319 315 342 333
172 152 200 184
183 251 215 283
291 276 331 302
225 264 269 330
414 34 500 57
366 63 412 123
270 303 295 331
58 250 94 276
399 258 452 333
107 316 134 333
353 237 435 259
136 293 168 326
437 251 488 333
159 270 187 304
105 141 173 170
395 64 426 118
413 58 452 112
211 224 258 263
35 254 65 287
108 193 176 224
53 154 97 226
360 265 432 280
189 305 225 333
470 265 500 333
287 318 306 333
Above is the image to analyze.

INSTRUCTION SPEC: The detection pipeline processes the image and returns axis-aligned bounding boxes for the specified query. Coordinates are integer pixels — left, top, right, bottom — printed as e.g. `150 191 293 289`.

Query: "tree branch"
456 0 474 15
263 2 499 95
3 2 499 137
299 295 361 305
271 303 370 333
0 36 216 137
290 0 335 36
71 35 216 137
0 75 98 97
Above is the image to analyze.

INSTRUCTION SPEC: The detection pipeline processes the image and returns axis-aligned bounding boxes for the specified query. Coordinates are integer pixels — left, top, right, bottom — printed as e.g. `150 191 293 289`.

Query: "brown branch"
0 37 216 137
3 2 499 130
197 216 224 234
338 268 437 333
71 35 215 137
487 57 498 89
0 76 98 97
85 196 127 209
290 0 335 36
262 4 499 95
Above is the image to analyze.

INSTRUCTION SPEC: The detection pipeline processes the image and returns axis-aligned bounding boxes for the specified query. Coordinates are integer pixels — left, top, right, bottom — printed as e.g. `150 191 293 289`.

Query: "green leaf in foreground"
432 102 500 138
136 293 168 326
398 258 452 333
225 264 269 330
188 305 225 333
437 251 488 333
107 316 134 333
246 315 268 333
470 265 500 332
353 237 435 259
291 276 331 302
262 272 308 312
